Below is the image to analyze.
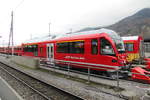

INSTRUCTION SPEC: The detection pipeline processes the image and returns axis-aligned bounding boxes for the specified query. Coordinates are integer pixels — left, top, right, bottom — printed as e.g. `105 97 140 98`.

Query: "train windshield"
107 32 125 53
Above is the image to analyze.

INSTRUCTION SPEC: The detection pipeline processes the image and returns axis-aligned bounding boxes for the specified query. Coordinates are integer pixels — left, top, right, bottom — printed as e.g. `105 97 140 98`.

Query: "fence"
40 59 150 91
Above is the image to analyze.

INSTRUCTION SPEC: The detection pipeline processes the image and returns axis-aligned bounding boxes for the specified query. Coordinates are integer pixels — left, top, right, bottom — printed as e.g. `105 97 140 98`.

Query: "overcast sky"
0 0 149 45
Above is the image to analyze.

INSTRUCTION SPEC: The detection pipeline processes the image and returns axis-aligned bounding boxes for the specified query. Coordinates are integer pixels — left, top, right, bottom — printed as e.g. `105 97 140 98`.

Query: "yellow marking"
127 53 140 62
57 40 84 43
124 42 134 43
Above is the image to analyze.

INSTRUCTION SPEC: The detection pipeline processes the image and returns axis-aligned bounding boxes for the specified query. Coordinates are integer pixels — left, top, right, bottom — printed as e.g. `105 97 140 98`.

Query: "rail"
0 64 52 100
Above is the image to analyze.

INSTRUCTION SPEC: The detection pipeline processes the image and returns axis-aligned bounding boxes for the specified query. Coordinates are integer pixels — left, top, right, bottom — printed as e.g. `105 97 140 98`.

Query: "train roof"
23 28 119 44
121 36 140 41
61 28 117 37
54 28 119 41
23 35 56 44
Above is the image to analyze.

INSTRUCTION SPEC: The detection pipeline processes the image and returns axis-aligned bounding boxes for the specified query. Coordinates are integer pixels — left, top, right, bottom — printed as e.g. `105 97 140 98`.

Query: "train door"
47 43 54 62
33 45 38 56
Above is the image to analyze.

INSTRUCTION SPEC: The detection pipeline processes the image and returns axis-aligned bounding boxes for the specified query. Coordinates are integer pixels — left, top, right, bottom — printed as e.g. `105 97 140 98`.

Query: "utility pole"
7 0 24 57
11 11 14 56
8 11 14 56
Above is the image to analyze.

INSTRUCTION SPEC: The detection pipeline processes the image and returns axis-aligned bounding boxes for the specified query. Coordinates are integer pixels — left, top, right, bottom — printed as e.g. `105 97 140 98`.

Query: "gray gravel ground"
0 67 46 100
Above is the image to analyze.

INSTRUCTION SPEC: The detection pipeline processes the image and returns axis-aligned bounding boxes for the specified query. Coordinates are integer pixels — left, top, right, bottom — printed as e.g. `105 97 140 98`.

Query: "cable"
14 0 25 11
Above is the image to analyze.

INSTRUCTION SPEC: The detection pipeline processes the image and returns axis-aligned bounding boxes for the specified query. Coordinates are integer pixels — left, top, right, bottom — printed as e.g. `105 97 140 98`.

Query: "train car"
122 36 150 70
22 43 39 57
6 47 12 55
54 29 126 74
0 45 22 56
122 36 144 63
18 29 150 82
21 37 51 58
22 29 127 77
22 42 48 58
0 47 5 54
14 45 23 56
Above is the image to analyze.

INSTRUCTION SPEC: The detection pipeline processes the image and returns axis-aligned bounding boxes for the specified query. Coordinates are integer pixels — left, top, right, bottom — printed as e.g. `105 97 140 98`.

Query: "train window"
57 42 69 53
23 45 38 52
124 43 134 51
100 38 115 56
56 41 84 54
28 45 32 52
91 39 98 54
69 41 84 54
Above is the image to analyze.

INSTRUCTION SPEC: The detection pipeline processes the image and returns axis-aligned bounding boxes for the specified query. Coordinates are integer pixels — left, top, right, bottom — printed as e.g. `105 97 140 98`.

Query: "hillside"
77 8 150 40
107 8 150 39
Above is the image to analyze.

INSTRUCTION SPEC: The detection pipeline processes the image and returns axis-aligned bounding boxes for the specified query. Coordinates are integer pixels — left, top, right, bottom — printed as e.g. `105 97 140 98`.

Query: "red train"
122 36 150 70
21 29 127 75
122 36 144 63
0 45 22 56
0 29 150 82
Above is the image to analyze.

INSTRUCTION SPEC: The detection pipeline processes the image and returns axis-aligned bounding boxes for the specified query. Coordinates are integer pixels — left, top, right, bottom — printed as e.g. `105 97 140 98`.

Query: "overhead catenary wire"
14 0 25 11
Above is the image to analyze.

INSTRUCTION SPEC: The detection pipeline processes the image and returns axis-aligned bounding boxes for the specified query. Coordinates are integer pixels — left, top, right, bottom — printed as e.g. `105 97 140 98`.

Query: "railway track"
0 62 83 100
0 58 130 100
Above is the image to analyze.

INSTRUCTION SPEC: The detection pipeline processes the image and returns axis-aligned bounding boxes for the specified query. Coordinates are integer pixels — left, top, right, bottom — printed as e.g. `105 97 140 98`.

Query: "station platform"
0 76 23 100
0 55 150 100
